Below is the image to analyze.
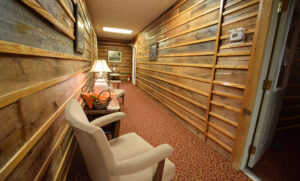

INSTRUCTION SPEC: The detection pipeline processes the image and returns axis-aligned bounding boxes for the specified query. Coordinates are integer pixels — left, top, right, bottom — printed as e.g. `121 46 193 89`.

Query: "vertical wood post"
203 0 225 140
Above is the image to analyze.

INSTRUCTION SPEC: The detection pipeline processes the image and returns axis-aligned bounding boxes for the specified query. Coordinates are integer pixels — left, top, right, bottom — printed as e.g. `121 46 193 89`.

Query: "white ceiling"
85 0 178 40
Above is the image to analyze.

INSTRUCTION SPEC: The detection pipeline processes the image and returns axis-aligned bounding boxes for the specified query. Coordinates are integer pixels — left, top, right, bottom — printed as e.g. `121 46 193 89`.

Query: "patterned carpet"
67 82 250 181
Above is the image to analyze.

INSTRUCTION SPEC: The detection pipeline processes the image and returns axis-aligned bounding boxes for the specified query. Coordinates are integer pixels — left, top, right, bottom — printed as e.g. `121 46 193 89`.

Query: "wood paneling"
135 0 264 160
0 0 97 180
98 38 132 81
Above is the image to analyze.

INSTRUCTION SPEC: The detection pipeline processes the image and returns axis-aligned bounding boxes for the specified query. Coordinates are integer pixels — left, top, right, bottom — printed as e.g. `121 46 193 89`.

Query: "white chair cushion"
110 133 175 181
114 89 125 97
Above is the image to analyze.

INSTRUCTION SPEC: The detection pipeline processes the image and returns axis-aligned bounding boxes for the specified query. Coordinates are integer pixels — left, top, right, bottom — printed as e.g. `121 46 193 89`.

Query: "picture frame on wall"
108 50 122 63
75 4 84 53
149 43 158 61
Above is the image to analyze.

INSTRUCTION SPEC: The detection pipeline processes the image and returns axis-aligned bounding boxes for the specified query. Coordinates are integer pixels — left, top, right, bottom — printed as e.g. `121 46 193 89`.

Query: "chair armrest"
91 112 125 127
111 144 173 176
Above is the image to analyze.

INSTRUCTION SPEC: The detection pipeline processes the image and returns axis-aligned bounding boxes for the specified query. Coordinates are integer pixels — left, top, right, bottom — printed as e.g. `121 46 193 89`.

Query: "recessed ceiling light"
103 27 133 34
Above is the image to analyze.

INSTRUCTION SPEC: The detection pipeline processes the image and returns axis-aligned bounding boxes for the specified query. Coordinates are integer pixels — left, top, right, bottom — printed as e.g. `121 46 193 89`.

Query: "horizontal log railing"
137 75 207 109
137 79 206 121
137 80 205 133
149 4 220 41
137 62 213 68
158 37 217 50
158 20 219 43
210 101 241 113
220 29 255 40
209 122 235 139
137 66 210 83
213 80 245 89
207 133 232 152
137 71 209 97
209 112 238 127
146 0 207 38
212 90 244 100
222 12 258 26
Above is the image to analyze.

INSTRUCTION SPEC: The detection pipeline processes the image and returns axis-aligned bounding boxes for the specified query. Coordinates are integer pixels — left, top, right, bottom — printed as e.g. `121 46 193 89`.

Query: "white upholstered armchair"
65 99 175 181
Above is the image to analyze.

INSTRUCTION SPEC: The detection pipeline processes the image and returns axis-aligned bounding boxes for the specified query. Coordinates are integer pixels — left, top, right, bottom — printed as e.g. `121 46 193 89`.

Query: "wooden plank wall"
134 0 260 160
0 0 97 180
98 38 132 81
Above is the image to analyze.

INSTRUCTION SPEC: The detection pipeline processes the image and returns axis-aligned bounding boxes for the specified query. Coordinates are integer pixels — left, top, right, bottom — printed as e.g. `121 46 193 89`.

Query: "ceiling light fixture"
103 27 133 34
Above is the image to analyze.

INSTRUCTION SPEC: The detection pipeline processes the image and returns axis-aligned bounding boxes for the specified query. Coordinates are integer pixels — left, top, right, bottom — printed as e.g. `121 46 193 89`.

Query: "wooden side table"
83 89 121 139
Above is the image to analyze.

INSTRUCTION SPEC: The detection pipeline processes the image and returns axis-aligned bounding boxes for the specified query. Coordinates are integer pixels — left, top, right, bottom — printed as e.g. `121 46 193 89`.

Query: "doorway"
242 0 300 180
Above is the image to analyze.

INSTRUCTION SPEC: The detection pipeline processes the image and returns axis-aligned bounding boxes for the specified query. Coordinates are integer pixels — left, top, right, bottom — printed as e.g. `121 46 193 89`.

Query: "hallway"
68 82 250 180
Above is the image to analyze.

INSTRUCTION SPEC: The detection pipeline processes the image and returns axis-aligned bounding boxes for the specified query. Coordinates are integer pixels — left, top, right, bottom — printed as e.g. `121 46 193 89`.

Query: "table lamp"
90 59 111 82
90 60 111 93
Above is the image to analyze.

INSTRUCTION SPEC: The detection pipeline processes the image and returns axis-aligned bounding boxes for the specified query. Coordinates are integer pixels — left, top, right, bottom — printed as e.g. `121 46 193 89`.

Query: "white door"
248 0 296 168
132 45 136 85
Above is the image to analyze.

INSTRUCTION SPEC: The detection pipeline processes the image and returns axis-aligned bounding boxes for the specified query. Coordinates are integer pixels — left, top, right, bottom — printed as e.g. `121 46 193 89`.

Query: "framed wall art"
108 50 122 63
149 43 158 61
75 3 84 53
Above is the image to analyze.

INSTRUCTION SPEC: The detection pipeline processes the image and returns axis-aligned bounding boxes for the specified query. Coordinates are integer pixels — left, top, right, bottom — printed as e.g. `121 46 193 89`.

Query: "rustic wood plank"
137 75 207 109
215 65 248 69
61 143 77 181
137 67 210 83
137 62 213 68
58 0 75 22
137 81 205 133
207 133 232 152
0 68 90 109
212 90 243 100
138 79 206 121
209 122 235 139
219 42 253 49
158 20 219 43
223 0 260 16
21 0 75 40
217 51 251 56
225 0 243 8
0 40 89 61
52 135 75 181
34 125 70 181
209 112 238 127
0 76 91 180
158 52 215 57
148 0 206 36
158 37 217 50
213 80 245 89
210 100 241 113
222 11 258 26
137 71 209 97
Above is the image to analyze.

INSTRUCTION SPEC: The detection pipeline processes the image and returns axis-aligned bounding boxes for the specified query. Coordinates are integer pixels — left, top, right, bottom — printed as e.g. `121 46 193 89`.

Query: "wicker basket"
92 90 111 110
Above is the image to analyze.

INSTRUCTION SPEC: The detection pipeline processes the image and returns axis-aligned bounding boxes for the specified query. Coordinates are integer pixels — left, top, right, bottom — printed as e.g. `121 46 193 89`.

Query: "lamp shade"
90 60 111 72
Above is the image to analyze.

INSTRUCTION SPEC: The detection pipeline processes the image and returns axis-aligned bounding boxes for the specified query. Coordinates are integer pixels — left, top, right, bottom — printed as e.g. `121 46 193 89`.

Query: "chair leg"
122 94 125 105
112 120 120 138
153 159 165 181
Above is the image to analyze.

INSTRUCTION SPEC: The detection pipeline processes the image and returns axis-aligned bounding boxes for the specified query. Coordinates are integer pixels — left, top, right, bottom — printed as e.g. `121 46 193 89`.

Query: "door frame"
234 0 296 170
231 0 276 169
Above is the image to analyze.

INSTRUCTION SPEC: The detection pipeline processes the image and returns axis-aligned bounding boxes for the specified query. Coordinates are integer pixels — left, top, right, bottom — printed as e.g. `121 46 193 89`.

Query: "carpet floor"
67 82 250 181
